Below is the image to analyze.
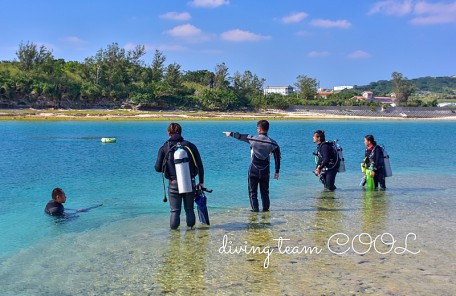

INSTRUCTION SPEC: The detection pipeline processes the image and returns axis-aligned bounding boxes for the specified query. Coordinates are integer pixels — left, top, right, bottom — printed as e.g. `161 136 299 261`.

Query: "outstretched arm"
223 132 250 143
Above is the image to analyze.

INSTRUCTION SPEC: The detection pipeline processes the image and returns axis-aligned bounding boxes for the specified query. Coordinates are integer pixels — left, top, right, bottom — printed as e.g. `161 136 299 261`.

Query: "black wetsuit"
155 134 204 229
364 145 386 189
316 142 338 191
44 200 64 216
230 132 281 212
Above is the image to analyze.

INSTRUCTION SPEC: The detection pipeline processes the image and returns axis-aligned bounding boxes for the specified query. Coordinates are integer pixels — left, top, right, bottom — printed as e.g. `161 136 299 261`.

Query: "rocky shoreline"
1 107 455 121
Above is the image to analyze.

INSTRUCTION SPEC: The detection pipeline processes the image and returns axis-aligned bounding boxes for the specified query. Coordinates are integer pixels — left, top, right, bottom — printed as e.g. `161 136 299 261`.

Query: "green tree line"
1 42 453 110
0 42 295 110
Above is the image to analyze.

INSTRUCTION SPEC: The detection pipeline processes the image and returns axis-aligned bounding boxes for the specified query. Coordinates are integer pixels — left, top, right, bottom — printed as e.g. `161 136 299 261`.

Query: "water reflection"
361 190 389 234
311 190 345 246
154 229 209 294
241 212 281 294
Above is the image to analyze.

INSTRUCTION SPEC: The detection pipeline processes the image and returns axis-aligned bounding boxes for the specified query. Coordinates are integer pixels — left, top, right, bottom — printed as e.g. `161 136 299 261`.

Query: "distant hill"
354 76 456 97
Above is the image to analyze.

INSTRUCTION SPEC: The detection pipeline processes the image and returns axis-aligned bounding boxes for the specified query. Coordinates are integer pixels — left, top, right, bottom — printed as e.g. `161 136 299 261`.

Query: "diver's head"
167 123 182 136
313 130 325 144
364 134 376 147
52 187 66 204
257 120 269 133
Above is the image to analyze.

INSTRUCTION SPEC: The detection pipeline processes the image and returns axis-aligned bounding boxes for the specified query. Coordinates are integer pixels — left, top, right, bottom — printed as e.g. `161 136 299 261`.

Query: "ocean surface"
1 120 455 295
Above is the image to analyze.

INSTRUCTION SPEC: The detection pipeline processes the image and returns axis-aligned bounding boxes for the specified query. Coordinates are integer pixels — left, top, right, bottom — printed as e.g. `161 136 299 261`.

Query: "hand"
274 172 279 180
370 171 375 177
314 169 321 176
223 131 231 137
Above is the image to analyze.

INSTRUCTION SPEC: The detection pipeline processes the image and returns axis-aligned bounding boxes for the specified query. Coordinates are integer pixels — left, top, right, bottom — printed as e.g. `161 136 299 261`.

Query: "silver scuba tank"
335 141 346 172
174 146 193 193
382 145 393 177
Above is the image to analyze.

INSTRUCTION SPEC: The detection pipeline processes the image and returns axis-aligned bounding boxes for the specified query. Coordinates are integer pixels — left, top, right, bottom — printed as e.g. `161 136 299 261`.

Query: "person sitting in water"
44 187 67 216
44 188 102 217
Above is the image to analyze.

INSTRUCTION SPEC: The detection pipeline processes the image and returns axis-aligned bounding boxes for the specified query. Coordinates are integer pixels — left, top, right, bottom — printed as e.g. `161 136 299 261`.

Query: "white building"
438 102 456 107
333 85 354 92
263 85 294 96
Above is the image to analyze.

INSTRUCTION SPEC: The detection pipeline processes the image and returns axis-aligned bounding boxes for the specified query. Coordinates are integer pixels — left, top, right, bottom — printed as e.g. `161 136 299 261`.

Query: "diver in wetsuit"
155 123 205 230
313 130 339 191
45 187 103 217
44 188 66 216
224 120 281 212
363 134 386 190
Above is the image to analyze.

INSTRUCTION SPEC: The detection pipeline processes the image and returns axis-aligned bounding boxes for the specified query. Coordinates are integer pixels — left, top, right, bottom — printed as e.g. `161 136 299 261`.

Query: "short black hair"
257 120 269 132
52 188 64 200
314 130 325 142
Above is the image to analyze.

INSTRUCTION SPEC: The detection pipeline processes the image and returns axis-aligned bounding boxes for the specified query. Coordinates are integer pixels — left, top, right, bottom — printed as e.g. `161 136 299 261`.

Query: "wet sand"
1 108 455 121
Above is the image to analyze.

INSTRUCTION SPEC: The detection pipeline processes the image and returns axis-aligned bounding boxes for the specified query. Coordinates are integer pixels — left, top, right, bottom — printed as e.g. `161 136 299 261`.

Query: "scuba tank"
173 145 193 193
381 145 393 177
335 141 345 173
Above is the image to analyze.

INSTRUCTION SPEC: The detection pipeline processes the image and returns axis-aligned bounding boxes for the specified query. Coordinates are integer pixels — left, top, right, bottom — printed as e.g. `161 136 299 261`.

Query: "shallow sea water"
1 120 455 295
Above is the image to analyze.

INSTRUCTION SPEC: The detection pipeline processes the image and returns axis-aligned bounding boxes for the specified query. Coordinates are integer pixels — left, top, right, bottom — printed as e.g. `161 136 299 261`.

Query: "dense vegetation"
355 75 456 103
1 42 455 110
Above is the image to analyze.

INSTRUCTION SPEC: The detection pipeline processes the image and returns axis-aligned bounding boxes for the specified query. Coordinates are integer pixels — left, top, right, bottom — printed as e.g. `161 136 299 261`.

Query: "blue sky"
1 0 455 88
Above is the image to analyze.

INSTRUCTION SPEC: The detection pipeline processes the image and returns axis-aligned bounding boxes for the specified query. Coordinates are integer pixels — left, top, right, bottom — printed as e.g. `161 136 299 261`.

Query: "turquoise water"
1 120 455 295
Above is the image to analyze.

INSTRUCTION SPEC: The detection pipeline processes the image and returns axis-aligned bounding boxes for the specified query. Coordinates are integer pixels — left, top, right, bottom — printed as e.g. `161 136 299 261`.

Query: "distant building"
438 102 456 107
352 91 395 106
333 85 354 92
263 85 294 96
317 88 334 99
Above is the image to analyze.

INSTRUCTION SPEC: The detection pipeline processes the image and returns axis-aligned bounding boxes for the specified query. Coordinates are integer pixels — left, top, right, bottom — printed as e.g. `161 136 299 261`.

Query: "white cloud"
165 24 209 42
368 0 456 25
38 42 56 52
127 43 187 52
308 51 329 58
188 0 229 8
281 12 308 24
348 50 371 59
411 1 456 25
62 36 86 45
160 12 191 21
368 0 413 16
124 42 138 50
220 29 272 42
148 44 188 52
310 19 352 29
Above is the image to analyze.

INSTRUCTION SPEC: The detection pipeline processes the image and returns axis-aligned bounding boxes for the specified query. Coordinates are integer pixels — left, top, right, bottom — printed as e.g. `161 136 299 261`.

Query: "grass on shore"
0 108 300 121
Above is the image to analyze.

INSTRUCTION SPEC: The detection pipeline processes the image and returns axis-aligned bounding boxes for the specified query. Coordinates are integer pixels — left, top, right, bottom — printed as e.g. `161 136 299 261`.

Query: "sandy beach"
1 108 455 121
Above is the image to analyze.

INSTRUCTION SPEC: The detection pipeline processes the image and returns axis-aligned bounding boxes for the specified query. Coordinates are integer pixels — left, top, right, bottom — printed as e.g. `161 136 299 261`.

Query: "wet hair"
167 123 182 135
365 134 377 146
314 130 326 142
257 120 269 132
52 188 64 200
